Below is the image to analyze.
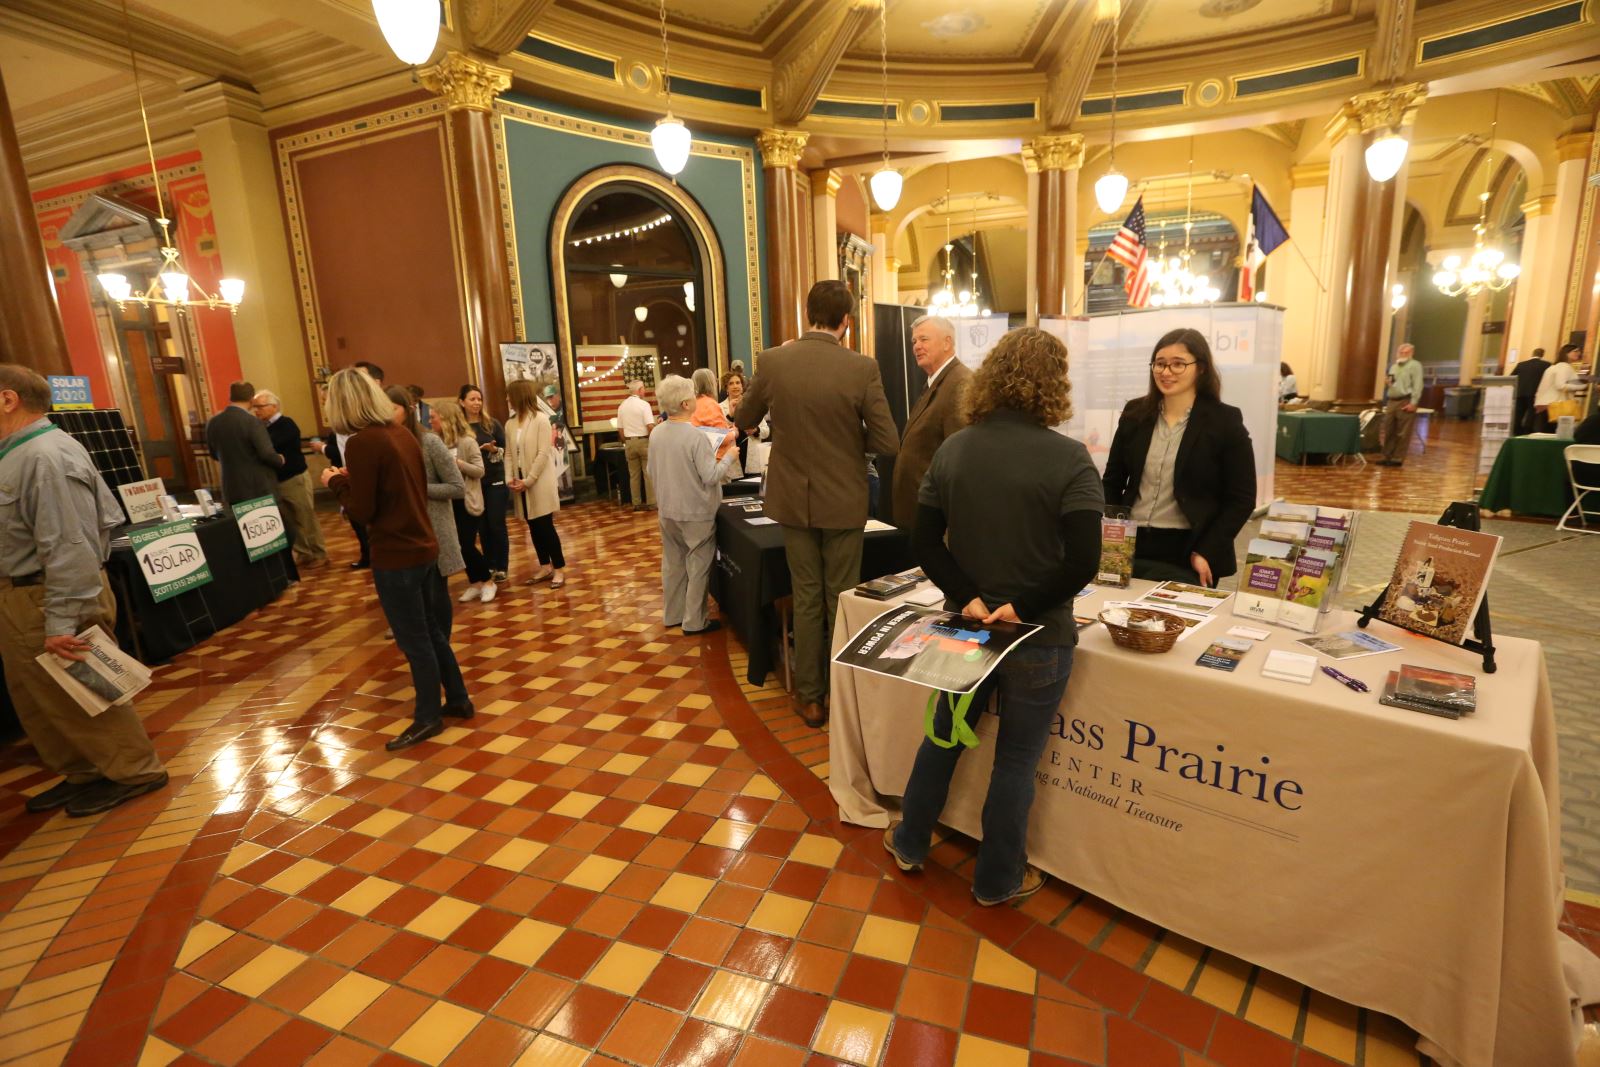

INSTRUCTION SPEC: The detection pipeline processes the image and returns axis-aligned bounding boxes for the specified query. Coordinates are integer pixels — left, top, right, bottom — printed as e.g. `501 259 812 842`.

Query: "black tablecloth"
107 511 298 663
711 504 912 686
597 442 630 503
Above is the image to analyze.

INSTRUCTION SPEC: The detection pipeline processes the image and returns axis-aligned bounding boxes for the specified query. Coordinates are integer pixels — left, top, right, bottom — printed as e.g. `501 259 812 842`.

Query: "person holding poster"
1100 328 1255 587
0 364 167 816
886 329 1102 906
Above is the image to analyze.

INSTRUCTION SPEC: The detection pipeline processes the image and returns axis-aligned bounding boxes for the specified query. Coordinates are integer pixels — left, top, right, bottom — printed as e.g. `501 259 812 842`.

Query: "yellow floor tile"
263 858 332 895
691 971 769 1030
852 915 919 964
788 834 842 867
489 920 564 964
302 971 389 1029
812 1001 892 1066
532 706 571 723
351 809 410 838
0 985 94 1039
745 893 812 938
668 763 713 786
972 940 1036 994
741 775 781 799
136 1037 182 1067
652 873 716 913
564 855 627 892
416 823 476 854
391 1001 482 1066
1302 991 1359 1063
549 792 603 819
220 945 306 997
174 921 233 970
699 819 757 850
423 768 473 791
514 1035 586 1067
1144 932 1206 991
601 753 646 775
1363 1012 1426 1067
486 839 547 872
642 722 684 739
480 735 526 755
331 876 404 916
294 796 351 825
586 943 662 996
483 780 535 806
621 804 675 834
406 896 477 940
1191 950 1251 1013
954 1034 1029 1067
9 963 112 1010
537 743 583 764
1243 969 1305 1039
368 757 416 780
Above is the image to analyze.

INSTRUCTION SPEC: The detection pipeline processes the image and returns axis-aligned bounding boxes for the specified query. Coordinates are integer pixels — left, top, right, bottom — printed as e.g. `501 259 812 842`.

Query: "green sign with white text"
234 495 289 563
127 519 212 603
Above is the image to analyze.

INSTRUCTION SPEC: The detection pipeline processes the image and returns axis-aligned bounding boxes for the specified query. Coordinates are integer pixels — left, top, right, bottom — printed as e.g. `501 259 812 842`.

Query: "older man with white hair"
648 375 739 634
253 388 326 567
617 379 656 510
890 315 971 526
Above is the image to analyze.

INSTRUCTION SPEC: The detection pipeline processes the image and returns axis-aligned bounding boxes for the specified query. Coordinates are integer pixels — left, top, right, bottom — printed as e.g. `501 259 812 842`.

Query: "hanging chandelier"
1145 146 1219 307
868 1 901 210
1432 93 1519 299
98 0 244 315
652 0 691 176
1093 2 1129 215
923 190 990 319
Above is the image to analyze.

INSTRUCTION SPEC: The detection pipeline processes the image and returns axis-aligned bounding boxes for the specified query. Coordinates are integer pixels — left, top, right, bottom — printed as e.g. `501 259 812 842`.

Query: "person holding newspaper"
0 364 168 817
884 329 1102 906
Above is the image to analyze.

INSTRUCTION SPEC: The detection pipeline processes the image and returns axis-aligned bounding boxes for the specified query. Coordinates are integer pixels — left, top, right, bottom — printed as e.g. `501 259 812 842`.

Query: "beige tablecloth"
829 583 1599 1067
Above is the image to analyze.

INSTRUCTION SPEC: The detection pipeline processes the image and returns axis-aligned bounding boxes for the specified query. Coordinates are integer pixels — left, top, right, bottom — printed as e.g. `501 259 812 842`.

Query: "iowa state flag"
1239 185 1289 301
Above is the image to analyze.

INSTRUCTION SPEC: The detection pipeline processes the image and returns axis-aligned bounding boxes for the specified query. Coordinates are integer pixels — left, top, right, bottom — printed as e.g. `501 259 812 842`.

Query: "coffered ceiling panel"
1123 0 1342 51
0 31 124 119
848 0 1062 60
125 0 295 45
589 0 793 39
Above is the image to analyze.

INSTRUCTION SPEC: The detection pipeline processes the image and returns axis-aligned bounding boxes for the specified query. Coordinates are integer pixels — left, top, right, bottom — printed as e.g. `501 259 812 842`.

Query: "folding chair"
1557 445 1600 534
1413 407 1434 454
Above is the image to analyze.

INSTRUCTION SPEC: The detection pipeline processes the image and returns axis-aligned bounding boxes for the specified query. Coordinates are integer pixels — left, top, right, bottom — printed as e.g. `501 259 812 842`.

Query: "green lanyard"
0 423 56 464
924 689 983 750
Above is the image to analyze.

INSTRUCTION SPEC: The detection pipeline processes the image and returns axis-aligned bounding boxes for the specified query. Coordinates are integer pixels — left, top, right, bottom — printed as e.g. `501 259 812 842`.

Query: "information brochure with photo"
1195 637 1252 672
1376 521 1502 645
1137 581 1232 614
35 625 152 717
1097 506 1135 587
234 495 290 562
1295 630 1403 660
127 519 213 603
832 606 1040 695
1231 502 1360 632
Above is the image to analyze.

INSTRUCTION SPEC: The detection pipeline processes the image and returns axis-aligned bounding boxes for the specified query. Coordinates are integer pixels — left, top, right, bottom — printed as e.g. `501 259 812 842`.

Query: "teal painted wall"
498 93 767 363
1408 277 1469 366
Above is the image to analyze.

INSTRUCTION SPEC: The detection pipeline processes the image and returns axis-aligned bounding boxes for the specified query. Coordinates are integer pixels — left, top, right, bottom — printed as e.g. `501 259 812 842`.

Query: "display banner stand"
1356 501 1498 673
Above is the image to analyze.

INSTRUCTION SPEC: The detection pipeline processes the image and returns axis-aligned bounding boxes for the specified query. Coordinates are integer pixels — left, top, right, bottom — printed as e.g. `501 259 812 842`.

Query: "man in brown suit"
737 281 900 727
890 315 971 527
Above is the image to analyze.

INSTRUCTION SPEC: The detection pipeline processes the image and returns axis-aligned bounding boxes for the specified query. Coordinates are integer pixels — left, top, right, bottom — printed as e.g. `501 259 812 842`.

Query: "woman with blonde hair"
885 327 1102 907
506 377 566 587
432 398 494 603
322 370 472 751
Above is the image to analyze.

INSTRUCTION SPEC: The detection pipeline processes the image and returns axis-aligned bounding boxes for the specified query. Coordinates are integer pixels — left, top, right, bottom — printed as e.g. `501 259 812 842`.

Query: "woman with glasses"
1101 327 1255 588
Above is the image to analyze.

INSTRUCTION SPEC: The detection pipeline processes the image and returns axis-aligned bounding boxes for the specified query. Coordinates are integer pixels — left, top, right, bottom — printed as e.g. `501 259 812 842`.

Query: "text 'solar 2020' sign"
127 519 212 603
233 496 289 562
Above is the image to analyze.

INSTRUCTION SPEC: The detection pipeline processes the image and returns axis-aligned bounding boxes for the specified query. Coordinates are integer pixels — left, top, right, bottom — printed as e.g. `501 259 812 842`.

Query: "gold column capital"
1327 82 1426 145
886 255 901 273
810 168 843 197
1291 162 1330 188
419 51 512 112
1521 194 1557 218
1021 133 1086 173
1557 131 1595 163
757 129 809 169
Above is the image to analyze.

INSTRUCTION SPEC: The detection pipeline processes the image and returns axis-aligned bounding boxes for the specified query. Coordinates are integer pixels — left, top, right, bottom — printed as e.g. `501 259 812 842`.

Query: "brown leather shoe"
799 701 827 728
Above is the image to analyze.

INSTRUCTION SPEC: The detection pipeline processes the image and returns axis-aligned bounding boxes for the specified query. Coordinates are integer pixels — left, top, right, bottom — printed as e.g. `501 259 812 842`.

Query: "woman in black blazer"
1101 327 1256 587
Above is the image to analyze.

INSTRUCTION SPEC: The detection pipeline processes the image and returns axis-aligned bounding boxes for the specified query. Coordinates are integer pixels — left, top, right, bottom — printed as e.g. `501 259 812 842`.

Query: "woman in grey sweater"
647 375 739 634
386 387 464 579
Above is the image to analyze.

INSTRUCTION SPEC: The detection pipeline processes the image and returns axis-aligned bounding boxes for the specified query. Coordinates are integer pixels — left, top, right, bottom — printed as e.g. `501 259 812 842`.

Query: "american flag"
577 349 659 429
1107 197 1150 308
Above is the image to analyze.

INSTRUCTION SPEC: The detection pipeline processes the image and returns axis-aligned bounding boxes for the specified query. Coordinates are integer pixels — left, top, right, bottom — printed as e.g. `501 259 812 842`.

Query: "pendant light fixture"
1432 91 1519 298
1364 0 1410 182
1093 2 1129 215
868 1 902 211
652 0 691 176
371 0 440 66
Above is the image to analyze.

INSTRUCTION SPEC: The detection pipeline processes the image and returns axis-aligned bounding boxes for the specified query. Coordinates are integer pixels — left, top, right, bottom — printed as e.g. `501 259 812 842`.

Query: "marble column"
1458 290 1488 382
811 169 841 283
420 53 515 420
758 129 809 347
1022 133 1083 320
0 68 70 377
185 82 315 419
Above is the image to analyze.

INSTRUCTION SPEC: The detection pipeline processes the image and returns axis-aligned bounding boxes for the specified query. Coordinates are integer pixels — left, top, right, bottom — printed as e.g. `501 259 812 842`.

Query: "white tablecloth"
828 582 1600 1067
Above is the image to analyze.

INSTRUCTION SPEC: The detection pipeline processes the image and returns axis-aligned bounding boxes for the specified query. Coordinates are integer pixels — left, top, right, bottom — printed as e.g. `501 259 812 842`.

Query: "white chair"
1557 445 1600 534
1413 407 1434 453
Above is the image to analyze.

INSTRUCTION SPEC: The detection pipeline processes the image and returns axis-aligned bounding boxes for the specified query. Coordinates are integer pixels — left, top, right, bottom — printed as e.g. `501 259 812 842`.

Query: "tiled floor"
0 488 1589 1067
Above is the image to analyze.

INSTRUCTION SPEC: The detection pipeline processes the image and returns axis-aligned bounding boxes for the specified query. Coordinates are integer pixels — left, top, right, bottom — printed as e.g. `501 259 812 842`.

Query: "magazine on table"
1376 521 1502 645
1137 581 1232 614
35 625 152 717
832 606 1040 695
1295 630 1402 660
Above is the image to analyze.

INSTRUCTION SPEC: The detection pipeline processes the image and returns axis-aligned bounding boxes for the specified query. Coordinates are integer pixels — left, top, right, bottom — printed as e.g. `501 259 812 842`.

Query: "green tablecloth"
1478 435 1574 518
1276 410 1362 462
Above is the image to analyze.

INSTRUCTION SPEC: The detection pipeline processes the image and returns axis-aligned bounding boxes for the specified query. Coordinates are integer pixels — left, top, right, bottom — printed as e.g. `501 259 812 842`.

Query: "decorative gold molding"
1521 194 1556 218
1290 162 1330 188
757 128 809 169
1327 82 1425 145
771 0 880 125
1021 133 1085 172
1557 132 1595 163
1561 126 1600 335
810 169 843 197
1415 2 1592 67
420 52 513 112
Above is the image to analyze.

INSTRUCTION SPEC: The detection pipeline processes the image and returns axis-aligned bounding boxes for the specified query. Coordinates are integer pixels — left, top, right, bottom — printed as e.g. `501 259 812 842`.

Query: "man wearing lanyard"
1378 343 1424 467
0 365 166 816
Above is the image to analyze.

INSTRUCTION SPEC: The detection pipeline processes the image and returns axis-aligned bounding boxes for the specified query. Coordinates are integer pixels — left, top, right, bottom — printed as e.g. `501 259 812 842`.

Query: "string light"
569 214 671 247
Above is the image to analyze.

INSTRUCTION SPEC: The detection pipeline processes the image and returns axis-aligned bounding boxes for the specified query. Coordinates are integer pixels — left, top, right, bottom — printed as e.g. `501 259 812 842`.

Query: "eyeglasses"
1150 360 1196 373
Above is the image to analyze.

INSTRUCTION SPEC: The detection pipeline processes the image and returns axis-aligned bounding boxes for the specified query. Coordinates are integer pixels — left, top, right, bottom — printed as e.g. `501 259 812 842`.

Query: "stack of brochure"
1232 502 1360 633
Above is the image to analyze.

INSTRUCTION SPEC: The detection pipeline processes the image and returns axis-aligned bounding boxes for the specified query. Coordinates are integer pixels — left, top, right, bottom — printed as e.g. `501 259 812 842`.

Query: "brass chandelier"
1432 92 1520 299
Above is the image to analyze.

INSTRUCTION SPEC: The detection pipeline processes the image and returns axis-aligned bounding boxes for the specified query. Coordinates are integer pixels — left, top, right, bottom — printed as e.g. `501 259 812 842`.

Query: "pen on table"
1321 666 1369 693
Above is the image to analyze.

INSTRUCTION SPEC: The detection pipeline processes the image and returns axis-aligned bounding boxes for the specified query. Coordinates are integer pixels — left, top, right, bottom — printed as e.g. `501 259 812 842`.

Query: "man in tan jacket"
890 315 971 527
737 281 900 727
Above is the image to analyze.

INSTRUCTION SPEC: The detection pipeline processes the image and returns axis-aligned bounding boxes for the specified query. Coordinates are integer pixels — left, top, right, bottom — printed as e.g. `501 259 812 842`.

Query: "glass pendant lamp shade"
1365 133 1407 182
609 271 628 289
870 167 902 211
159 272 189 303
219 278 245 305
634 306 648 323
97 273 131 302
371 0 440 65
652 116 691 175
1095 168 1129 215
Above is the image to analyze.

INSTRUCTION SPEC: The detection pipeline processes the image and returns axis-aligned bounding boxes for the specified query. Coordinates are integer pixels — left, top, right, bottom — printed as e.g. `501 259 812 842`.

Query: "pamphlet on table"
1096 506 1135 587
832 605 1040 694
1295 630 1402 660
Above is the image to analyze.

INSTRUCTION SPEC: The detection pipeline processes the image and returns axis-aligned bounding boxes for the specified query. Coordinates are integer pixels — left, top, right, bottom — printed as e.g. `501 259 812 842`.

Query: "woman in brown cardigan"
505 378 566 588
322 369 473 751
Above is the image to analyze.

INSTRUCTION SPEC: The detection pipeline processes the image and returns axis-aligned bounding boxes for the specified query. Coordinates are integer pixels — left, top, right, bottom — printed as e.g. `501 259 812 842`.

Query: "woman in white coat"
505 378 566 587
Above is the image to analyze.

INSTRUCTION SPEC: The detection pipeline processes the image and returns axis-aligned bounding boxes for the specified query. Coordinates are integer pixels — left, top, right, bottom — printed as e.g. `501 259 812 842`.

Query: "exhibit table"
828 581 1594 1067
712 503 911 686
1479 434 1574 518
107 513 297 663
1275 410 1362 463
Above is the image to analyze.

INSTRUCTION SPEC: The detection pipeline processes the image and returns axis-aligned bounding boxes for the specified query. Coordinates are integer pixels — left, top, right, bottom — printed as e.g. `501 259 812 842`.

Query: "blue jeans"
372 563 469 727
894 643 1075 902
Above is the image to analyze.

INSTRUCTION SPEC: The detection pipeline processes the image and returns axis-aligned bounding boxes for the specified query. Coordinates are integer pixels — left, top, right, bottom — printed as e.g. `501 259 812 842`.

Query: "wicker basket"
1099 607 1186 654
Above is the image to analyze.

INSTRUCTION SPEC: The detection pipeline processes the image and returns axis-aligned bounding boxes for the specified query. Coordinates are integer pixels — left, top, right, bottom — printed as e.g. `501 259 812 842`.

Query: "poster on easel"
127 519 212 603
1375 521 1502 646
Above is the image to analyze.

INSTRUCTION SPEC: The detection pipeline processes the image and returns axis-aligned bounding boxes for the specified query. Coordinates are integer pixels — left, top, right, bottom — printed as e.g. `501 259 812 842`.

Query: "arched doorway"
550 167 728 431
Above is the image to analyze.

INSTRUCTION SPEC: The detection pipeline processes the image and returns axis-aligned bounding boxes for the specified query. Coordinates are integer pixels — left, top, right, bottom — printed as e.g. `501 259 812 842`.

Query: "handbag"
1549 399 1583 421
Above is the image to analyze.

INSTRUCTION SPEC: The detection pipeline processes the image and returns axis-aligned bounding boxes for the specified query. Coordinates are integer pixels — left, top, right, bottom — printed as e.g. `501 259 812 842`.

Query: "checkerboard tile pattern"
0 500 1532 1067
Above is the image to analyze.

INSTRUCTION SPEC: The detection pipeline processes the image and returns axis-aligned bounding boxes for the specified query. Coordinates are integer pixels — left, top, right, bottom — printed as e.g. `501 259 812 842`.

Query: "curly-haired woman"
884 327 1103 906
